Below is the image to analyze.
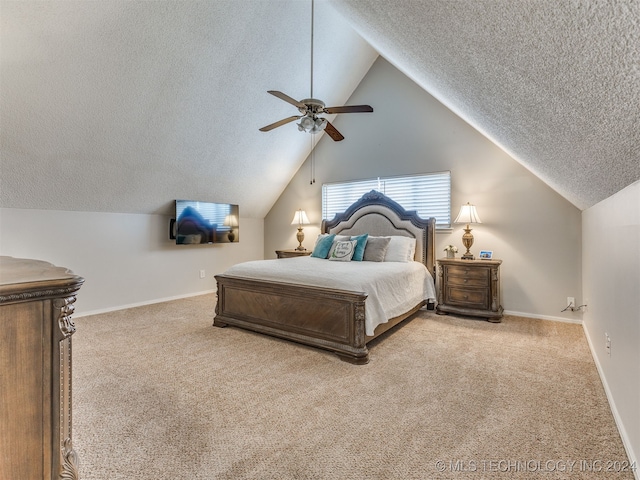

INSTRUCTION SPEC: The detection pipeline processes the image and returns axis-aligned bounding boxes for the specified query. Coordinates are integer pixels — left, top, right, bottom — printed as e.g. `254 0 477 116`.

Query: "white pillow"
328 240 358 261
384 236 416 262
407 238 417 261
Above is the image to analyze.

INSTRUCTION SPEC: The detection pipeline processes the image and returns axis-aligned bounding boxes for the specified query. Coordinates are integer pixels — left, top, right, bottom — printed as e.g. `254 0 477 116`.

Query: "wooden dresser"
0 256 84 479
436 258 503 322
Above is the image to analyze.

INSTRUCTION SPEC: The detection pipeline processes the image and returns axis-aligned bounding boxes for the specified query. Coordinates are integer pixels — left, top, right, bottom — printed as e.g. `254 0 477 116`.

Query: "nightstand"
436 258 503 322
275 249 312 259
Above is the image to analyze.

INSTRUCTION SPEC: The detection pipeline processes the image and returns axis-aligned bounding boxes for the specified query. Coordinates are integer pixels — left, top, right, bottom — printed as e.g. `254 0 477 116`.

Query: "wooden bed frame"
214 190 436 364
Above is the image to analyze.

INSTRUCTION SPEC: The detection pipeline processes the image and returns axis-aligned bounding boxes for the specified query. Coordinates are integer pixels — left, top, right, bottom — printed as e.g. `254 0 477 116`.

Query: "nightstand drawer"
446 286 489 309
446 265 489 280
446 274 488 287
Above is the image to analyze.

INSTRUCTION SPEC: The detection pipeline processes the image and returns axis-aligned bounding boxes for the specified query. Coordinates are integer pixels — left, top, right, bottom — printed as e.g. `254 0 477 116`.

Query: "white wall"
265 57 583 321
0 208 264 315
582 180 640 470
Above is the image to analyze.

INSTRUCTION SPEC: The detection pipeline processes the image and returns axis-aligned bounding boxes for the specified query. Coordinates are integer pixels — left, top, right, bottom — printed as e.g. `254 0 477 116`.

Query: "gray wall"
265 57 583 321
0 209 264 315
582 180 639 468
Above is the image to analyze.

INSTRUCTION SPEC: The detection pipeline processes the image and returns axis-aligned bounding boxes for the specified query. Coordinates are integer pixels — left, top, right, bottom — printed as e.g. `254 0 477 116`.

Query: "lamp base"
295 227 305 251
461 226 475 261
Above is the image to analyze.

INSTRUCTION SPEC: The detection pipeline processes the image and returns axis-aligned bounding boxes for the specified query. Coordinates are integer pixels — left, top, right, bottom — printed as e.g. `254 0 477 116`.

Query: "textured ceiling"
1 1 638 216
329 0 640 210
0 0 377 216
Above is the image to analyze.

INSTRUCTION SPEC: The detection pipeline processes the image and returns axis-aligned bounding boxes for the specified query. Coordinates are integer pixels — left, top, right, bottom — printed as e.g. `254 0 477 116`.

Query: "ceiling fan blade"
324 121 345 142
267 90 306 109
259 116 301 132
323 105 373 114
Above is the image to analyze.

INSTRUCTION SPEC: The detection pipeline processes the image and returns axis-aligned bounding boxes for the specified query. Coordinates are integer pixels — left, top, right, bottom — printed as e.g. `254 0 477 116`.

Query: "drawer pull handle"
464 279 468 283
463 295 469 300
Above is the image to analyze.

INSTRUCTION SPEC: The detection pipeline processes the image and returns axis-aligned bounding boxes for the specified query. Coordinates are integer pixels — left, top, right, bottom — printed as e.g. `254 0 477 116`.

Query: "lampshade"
454 203 482 225
310 117 327 133
291 209 310 226
297 116 314 132
224 214 238 227
297 115 326 134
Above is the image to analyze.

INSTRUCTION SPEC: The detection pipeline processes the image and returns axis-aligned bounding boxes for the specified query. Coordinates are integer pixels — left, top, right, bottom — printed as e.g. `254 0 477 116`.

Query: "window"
322 171 451 228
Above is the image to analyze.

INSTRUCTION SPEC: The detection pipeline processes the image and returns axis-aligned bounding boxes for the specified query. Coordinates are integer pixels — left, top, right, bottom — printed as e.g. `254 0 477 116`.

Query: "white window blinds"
322 172 451 228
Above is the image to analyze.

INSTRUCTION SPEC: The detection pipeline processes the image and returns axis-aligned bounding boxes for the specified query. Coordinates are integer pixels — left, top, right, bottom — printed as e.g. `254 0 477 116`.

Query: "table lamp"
454 202 482 260
291 209 310 251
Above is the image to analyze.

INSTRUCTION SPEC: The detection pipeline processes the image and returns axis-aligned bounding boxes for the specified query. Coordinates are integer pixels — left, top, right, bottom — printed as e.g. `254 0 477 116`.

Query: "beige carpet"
72 294 633 479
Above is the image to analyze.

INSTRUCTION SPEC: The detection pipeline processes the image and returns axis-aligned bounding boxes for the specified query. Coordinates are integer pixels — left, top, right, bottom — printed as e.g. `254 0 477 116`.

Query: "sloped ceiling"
329 0 639 210
0 0 377 217
1 1 638 216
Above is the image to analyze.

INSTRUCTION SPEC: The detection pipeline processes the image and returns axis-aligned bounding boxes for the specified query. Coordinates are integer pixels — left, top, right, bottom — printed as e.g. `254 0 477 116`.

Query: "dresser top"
0 256 84 302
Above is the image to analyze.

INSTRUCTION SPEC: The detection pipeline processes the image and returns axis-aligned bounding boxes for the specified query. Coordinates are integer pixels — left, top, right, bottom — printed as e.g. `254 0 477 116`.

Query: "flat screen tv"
171 200 239 244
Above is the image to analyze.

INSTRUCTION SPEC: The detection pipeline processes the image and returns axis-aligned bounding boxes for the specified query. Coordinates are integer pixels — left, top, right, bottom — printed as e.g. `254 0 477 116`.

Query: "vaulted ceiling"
1 1 638 216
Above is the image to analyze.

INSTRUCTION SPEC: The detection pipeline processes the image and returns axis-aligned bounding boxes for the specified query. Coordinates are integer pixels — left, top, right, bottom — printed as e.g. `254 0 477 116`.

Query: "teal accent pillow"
311 234 336 258
350 234 369 261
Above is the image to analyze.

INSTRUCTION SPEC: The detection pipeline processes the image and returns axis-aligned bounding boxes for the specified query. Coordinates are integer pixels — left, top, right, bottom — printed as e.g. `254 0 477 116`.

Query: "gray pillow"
363 236 391 262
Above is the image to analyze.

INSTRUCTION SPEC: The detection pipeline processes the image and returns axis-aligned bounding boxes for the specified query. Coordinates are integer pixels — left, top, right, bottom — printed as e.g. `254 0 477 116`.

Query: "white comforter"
222 257 436 336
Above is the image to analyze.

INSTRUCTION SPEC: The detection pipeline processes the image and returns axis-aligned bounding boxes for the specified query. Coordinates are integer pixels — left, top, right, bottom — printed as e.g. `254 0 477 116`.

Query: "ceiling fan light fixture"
297 114 326 134
311 117 327 133
297 115 315 132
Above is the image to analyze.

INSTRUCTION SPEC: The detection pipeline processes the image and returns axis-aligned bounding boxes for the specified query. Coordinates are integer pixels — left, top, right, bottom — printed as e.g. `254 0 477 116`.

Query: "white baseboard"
79 304 580 323
75 289 216 318
503 309 583 324
582 323 639 480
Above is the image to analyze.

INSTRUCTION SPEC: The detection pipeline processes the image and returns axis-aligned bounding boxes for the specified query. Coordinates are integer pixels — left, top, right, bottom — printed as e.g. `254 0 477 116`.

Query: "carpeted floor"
72 294 634 479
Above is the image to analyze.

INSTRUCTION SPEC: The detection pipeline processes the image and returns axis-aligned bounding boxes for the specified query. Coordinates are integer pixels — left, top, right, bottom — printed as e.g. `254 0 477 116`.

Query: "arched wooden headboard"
321 190 436 277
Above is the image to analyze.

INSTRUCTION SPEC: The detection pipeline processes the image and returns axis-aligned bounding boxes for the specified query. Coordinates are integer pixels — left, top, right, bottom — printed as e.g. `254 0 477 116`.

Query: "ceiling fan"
259 0 373 142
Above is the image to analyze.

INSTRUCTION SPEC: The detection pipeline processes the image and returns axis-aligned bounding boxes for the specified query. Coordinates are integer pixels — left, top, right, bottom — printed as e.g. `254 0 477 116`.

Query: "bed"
213 190 436 364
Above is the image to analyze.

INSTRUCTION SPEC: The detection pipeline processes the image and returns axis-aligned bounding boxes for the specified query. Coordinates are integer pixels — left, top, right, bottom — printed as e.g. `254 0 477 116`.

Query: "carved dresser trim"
0 256 84 480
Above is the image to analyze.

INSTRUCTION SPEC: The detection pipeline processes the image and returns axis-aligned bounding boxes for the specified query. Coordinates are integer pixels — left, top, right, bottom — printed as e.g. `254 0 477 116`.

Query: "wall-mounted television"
171 200 239 244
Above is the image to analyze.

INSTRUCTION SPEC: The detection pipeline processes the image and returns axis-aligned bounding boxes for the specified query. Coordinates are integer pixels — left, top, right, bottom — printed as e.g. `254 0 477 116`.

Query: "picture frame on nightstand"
479 250 493 259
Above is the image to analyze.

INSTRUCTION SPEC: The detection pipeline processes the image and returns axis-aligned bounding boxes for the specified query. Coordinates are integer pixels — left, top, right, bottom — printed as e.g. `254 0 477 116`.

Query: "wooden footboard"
214 274 428 364
214 274 372 364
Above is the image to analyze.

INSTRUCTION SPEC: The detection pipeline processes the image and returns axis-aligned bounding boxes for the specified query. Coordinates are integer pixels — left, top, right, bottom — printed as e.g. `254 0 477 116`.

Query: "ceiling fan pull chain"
310 135 316 185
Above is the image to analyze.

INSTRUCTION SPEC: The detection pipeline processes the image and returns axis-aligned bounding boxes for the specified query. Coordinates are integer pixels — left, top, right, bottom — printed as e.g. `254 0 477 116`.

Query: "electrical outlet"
605 333 611 356
199 269 206 279
567 297 575 310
